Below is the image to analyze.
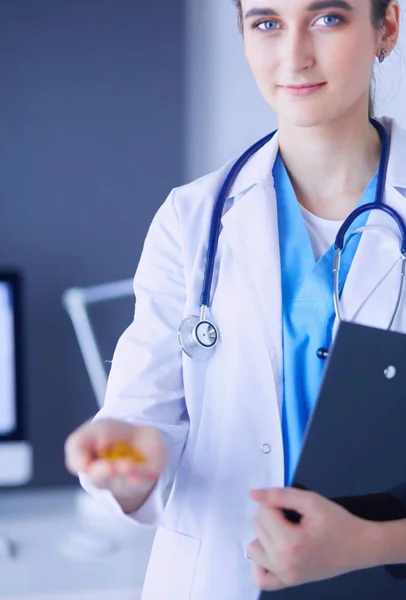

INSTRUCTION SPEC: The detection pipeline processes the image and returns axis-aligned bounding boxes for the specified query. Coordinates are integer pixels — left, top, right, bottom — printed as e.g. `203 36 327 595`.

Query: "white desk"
0 487 156 599
2 590 139 600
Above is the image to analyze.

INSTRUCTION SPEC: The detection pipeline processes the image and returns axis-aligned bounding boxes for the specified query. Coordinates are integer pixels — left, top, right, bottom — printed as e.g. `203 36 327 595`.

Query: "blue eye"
253 14 342 32
255 20 281 32
315 14 342 27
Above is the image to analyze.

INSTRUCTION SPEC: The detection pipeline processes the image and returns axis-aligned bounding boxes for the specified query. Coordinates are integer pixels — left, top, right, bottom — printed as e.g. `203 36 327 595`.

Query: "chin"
278 106 344 129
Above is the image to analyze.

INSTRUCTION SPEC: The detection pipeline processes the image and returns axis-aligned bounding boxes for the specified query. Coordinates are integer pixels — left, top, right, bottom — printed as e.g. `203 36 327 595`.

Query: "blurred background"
0 0 405 598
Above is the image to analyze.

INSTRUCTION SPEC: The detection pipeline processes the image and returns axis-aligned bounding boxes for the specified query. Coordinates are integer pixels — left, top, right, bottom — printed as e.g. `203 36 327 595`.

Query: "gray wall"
0 0 184 487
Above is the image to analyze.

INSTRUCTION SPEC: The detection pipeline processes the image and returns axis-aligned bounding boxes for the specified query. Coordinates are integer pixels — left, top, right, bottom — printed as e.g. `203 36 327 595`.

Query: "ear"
377 1 401 59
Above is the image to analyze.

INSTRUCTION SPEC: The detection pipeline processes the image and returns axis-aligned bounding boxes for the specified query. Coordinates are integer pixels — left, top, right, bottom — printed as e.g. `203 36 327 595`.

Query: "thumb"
250 487 315 512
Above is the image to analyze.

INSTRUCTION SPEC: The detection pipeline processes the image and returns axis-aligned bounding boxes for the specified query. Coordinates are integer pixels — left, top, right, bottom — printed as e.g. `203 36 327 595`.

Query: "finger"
88 460 144 495
251 487 318 513
246 539 272 572
138 453 167 476
256 506 296 545
253 515 276 562
87 459 116 488
257 504 296 538
91 420 134 452
252 563 286 592
113 458 160 481
64 431 96 474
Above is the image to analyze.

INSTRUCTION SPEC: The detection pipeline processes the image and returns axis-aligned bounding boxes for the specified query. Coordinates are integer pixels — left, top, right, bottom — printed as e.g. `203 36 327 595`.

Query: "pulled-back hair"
231 0 394 116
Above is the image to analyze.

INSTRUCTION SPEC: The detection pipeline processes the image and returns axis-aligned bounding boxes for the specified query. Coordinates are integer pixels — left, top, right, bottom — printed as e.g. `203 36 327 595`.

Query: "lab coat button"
261 443 271 454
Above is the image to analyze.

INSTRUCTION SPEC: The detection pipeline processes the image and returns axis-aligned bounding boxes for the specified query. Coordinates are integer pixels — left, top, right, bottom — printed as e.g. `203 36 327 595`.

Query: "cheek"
326 51 374 99
245 41 278 89
320 33 376 89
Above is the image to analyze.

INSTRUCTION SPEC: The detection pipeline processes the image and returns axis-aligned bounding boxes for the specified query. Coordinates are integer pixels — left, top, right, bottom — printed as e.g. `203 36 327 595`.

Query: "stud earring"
379 48 387 63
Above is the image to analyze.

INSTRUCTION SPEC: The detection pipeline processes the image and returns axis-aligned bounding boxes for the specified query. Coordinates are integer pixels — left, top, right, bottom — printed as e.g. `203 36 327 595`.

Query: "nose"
282 27 315 73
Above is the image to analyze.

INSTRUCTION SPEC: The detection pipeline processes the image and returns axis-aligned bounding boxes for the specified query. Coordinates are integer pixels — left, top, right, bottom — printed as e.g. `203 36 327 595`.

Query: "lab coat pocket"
141 525 201 600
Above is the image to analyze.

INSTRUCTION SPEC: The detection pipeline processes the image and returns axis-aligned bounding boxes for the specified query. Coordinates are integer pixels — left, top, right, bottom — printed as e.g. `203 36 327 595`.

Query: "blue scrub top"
273 153 378 486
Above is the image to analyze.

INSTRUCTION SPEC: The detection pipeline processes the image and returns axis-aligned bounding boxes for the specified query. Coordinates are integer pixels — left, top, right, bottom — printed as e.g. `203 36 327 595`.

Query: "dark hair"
232 0 393 116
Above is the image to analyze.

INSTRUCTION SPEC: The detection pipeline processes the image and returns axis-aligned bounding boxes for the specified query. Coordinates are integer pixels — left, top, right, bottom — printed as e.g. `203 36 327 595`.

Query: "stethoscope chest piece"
178 314 218 360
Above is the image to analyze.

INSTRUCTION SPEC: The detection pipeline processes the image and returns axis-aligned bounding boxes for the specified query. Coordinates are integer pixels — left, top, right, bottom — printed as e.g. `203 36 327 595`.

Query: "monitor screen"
0 272 24 442
0 280 17 435
0 272 31 486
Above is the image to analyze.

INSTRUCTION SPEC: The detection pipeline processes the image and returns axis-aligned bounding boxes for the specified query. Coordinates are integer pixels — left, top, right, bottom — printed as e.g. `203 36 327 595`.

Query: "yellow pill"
98 441 147 465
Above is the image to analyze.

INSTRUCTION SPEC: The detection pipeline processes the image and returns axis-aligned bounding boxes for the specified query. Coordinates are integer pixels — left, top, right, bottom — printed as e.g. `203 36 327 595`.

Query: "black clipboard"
260 321 406 600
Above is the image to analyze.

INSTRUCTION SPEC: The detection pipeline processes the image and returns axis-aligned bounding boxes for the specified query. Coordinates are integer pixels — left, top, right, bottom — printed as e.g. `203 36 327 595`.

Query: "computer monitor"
0 271 32 486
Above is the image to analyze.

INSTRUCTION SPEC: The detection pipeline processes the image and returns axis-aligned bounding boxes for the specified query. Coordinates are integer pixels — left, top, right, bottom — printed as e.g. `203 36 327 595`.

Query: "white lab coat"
81 116 406 600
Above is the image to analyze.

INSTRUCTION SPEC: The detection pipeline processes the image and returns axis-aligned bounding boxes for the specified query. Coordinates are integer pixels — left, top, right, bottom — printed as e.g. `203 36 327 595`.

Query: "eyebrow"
244 1 354 19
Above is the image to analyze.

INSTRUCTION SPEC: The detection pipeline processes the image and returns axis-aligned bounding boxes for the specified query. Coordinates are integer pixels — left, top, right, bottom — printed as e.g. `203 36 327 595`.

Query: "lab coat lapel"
335 184 406 330
221 180 283 409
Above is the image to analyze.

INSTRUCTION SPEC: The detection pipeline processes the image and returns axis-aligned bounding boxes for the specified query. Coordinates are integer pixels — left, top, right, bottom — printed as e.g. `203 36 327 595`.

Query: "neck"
277 103 382 220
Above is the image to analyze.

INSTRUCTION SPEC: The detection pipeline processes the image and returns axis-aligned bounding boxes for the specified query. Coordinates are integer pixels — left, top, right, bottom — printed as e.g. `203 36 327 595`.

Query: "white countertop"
2 590 139 600
0 486 156 599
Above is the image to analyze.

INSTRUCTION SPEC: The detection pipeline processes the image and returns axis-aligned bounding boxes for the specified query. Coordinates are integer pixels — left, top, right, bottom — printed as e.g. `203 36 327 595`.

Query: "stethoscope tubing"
180 118 406 359
200 131 277 309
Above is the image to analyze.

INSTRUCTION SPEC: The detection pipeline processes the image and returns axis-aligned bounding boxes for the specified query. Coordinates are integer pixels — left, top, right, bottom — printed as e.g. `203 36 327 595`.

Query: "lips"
281 83 325 89
279 82 327 97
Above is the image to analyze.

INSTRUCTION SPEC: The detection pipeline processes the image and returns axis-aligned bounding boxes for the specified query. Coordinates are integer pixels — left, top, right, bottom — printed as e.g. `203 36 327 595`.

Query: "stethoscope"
178 118 406 360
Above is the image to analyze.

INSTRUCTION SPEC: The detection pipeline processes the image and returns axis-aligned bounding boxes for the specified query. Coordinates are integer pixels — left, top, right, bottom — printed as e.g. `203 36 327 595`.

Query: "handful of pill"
98 441 147 465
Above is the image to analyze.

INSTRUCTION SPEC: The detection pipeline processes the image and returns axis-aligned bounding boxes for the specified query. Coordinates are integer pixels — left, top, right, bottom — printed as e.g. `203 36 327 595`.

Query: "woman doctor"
65 0 406 597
